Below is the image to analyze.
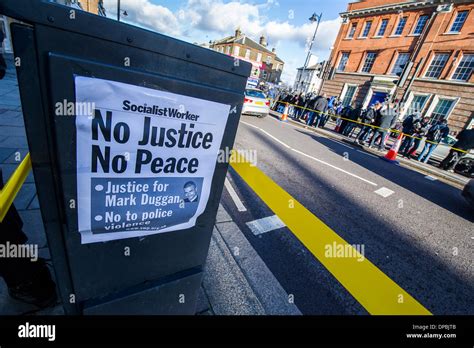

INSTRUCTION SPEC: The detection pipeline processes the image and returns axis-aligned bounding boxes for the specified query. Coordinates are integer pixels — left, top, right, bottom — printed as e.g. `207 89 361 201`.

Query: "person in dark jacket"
313 93 329 128
342 102 362 137
369 102 398 151
307 94 328 127
418 119 450 163
439 125 474 170
357 101 382 144
404 116 430 158
399 112 421 155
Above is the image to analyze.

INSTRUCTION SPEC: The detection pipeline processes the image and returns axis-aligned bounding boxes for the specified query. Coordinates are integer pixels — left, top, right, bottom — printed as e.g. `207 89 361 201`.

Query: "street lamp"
117 0 128 21
300 12 322 93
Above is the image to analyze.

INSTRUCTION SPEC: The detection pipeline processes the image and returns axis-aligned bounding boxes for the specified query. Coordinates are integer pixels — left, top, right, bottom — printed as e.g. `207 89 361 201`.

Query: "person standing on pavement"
357 101 382 144
342 101 362 137
307 93 328 128
369 101 398 151
439 125 474 171
404 116 430 158
399 112 421 155
417 119 450 163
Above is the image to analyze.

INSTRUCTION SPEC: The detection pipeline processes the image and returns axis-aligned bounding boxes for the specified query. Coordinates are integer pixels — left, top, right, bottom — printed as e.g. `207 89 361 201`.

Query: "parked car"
242 88 270 118
462 179 474 209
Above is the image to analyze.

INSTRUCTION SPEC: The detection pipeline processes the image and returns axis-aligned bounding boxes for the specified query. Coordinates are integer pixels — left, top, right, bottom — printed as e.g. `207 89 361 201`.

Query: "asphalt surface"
220 114 474 315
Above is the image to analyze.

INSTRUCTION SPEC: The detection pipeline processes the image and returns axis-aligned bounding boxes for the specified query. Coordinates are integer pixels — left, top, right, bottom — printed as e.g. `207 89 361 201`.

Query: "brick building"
209 29 285 84
320 0 474 133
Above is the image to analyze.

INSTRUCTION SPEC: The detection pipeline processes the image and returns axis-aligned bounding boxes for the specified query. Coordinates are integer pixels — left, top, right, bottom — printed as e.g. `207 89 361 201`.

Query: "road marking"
292 149 378 186
240 121 378 187
357 149 379 159
246 215 286 235
329 139 354 150
224 178 247 212
374 187 395 198
230 152 431 315
424 175 437 181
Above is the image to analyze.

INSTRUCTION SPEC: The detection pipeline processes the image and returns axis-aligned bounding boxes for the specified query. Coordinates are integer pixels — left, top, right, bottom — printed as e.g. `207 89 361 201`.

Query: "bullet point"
94 215 103 221
95 184 104 191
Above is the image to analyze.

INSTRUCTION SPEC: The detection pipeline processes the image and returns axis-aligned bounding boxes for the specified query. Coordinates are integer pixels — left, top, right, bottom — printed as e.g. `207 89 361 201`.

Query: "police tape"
274 101 468 154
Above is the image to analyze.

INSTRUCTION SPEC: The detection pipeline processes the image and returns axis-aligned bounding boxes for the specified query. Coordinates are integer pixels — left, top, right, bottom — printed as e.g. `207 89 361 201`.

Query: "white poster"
75 76 230 244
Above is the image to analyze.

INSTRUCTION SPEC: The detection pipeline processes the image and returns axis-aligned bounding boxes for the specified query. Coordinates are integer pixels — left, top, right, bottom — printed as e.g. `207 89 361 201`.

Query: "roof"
213 34 285 64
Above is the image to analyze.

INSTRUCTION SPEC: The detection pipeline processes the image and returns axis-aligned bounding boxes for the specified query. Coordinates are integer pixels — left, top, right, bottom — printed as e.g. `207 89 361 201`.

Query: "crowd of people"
270 90 474 174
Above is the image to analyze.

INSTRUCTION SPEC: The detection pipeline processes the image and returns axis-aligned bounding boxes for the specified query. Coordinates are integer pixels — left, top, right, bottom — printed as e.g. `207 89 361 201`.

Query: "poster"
75 76 230 244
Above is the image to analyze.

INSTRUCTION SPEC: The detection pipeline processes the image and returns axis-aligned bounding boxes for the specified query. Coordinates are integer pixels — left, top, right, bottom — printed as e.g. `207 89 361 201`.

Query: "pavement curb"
269 111 469 189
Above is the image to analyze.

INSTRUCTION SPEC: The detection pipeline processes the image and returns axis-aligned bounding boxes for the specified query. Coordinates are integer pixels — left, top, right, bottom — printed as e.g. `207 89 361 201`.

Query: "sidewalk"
0 56 300 315
270 110 470 189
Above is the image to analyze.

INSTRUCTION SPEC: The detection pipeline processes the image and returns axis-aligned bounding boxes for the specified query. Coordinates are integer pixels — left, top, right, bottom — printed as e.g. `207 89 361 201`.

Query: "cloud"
102 0 341 85
104 0 181 36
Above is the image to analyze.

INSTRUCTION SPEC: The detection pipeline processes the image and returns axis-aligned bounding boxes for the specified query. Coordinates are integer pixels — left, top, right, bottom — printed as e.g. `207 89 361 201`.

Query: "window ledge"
389 35 402 38
372 35 384 39
407 33 421 37
343 37 354 40
357 36 368 39
443 32 461 35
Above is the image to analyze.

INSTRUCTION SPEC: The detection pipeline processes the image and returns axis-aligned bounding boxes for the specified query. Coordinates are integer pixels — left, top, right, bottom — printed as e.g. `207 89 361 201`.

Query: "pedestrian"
342 101 362 137
338 103 353 134
313 93 329 128
404 116 430 158
417 119 450 163
399 112 421 155
439 124 474 171
357 101 382 145
369 101 398 151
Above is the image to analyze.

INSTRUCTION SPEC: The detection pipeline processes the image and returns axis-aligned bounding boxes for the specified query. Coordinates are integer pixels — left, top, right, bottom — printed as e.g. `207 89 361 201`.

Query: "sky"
103 0 351 85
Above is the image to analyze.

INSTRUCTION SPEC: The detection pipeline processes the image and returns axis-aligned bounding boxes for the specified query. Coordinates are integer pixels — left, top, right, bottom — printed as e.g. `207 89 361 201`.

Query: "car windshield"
245 89 266 99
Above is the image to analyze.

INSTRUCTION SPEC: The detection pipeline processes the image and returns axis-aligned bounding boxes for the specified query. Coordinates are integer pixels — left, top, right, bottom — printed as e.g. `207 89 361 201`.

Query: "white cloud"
102 0 341 85
104 0 181 36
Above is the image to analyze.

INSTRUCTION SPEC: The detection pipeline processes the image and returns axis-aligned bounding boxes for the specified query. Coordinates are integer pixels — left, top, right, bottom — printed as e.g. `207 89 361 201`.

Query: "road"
220 114 473 315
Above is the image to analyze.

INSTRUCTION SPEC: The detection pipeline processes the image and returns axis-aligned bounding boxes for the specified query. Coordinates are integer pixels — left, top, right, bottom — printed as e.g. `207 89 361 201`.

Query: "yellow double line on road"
230 151 431 315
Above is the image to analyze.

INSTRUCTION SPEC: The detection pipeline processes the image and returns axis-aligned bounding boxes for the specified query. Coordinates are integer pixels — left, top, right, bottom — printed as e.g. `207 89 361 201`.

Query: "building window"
430 98 455 124
413 15 428 35
391 52 410 76
266 56 271 64
407 95 429 115
347 23 357 38
449 11 468 33
360 21 372 38
341 85 357 107
226 46 230 54
452 54 474 81
233 46 240 56
425 53 450 78
393 16 407 36
257 52 262 62
377 19 389 36
337 52 350 72
361 52 377 73
245 49 251 59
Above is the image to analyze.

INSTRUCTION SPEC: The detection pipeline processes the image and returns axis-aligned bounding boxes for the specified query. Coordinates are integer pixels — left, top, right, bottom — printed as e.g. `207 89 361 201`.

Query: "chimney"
235 28 241 38
259 35 267 47
272 48 276 53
